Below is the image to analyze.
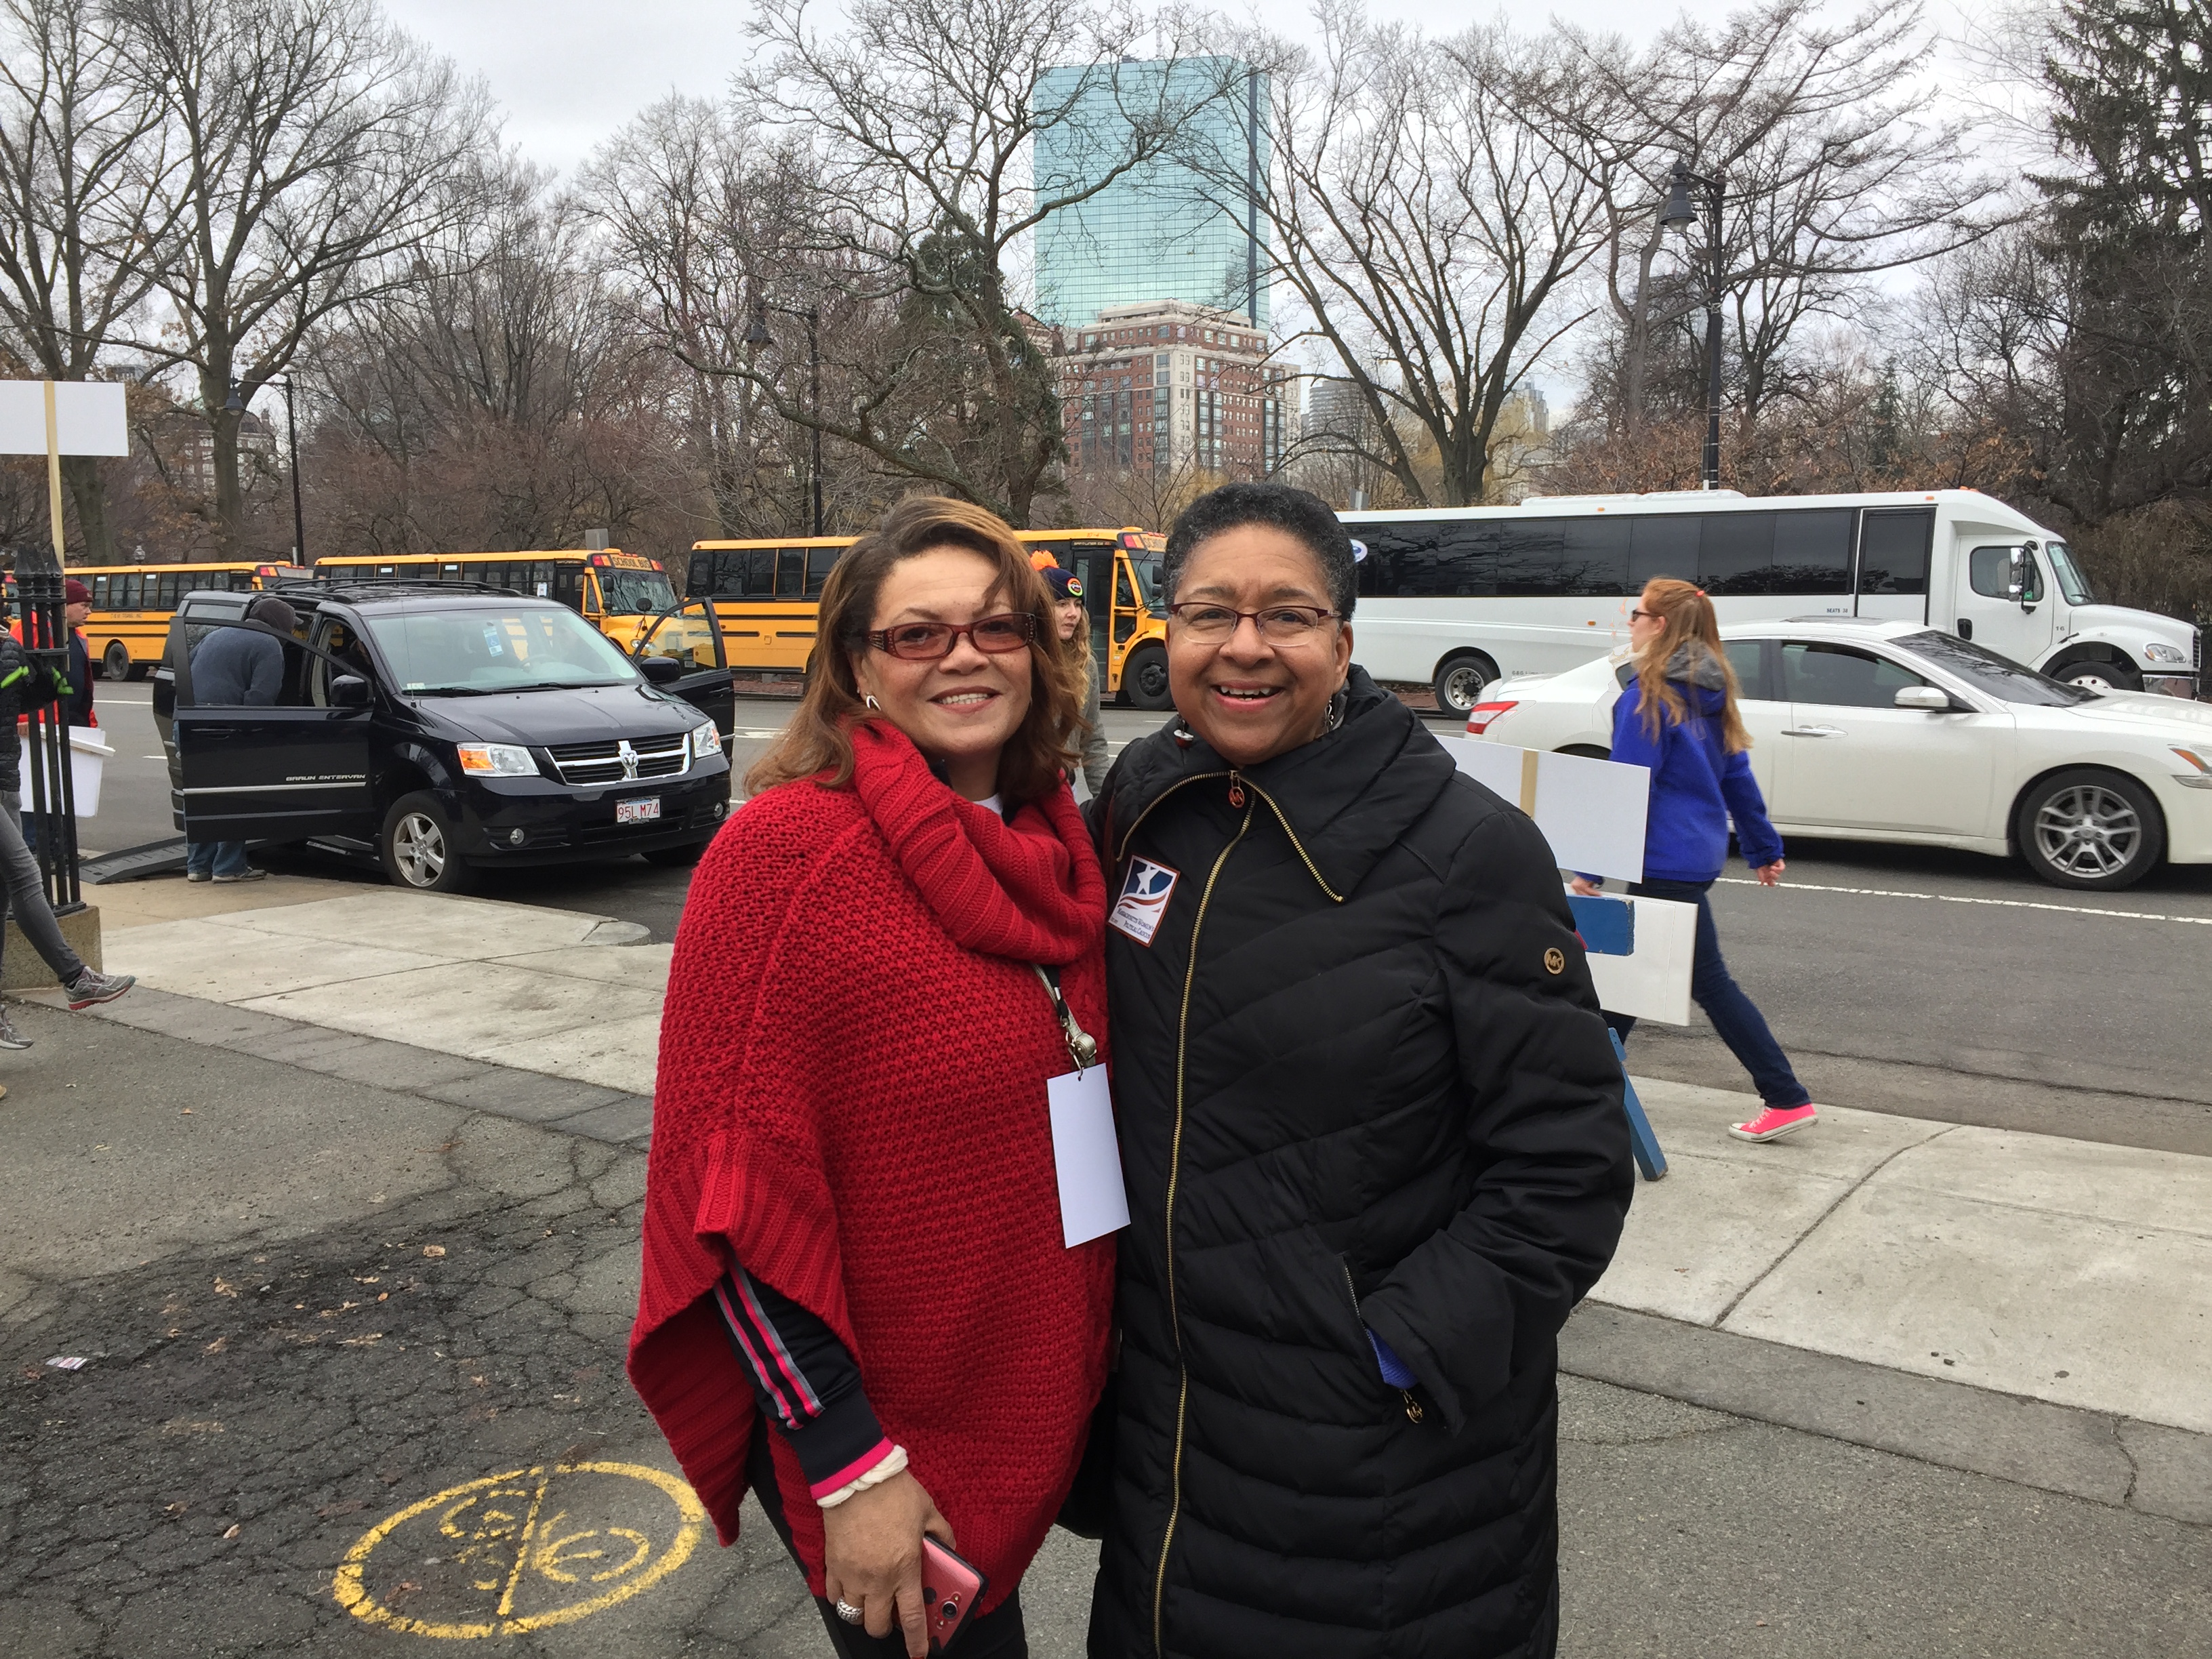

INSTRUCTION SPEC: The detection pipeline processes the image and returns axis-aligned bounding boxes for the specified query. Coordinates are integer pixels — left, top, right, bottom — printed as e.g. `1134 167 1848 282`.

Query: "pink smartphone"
920 1536 988 1651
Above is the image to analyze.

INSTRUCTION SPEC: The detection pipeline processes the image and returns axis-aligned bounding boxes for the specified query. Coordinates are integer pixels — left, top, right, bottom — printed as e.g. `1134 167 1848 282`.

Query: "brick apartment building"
1052 299 1296 483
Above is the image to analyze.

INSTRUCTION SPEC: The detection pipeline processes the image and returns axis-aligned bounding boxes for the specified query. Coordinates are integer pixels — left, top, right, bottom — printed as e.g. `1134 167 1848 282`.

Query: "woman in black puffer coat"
1085 483 1633 1659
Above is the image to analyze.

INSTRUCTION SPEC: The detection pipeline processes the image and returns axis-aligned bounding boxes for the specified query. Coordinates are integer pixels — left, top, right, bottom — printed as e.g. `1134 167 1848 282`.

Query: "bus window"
1629 515 1700 590
806 547 840 596
157 572 182 608
1699 512 1777 595
1113 561 1141 644
689 552 713 594
553 567 582 609
744 549 775 596
1492 520 1570 596
1773 510 1854 595
532 560 556 598
91 575 108 607
1560 517 1631 596
777 548 806 596
1859 508 1933 595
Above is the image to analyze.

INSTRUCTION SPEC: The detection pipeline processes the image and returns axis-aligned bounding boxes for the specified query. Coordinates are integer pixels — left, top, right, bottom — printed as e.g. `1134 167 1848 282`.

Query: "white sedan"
1460 617 2212 890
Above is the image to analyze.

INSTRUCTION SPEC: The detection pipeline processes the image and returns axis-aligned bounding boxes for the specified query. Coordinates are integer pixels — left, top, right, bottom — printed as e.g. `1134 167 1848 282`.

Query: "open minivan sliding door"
171 619 380 844
632 598 735 741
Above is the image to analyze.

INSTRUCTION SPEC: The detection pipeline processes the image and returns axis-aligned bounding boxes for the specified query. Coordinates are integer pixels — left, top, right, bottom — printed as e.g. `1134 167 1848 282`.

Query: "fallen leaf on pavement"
212 1277 238 1298
222 1523 239 1540
421 1245 446 1258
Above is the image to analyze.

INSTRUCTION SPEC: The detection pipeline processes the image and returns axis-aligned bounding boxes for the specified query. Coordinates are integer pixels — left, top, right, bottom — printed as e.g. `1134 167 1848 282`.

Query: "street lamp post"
1660 161 1727 491
745 298 825 537
225 374 308 561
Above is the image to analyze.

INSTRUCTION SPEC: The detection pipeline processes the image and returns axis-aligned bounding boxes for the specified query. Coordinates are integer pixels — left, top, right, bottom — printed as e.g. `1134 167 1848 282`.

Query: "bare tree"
653 0 1237 529
1557 0 2004 434
0 0 181 558
110 0 493 551
1239 7 1616 508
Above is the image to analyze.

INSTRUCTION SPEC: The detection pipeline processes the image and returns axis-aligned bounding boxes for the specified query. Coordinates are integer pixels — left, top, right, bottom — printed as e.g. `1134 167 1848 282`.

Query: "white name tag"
1107 856 1179 947
1047 1067 1130 1248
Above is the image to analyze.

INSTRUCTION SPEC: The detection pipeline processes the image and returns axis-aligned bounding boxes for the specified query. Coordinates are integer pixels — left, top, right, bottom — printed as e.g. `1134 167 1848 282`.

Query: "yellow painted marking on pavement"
332 1460 704 1638
1715 876 2212 926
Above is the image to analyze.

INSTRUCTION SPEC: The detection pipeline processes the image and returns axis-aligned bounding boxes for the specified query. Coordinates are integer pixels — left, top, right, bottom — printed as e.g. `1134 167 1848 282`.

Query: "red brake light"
650 560 663 571
1465 701 1519 735
589 553 608 566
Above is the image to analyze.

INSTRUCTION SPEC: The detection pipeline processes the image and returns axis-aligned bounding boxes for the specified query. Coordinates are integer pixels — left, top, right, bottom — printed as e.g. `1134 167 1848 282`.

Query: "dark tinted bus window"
1860 507 1933 594
91 575 108 607
121 573 143 608
777 548 806 596
743 550 775 596
1492 519 1568 596
1560 517 1631 596
553 567 583 609
1629 514 1700 588
157 573 182 608
806 547 840 596
688 554 712 594
1355 523 1438 596
1773 510 1854 594
1700 512 1778 594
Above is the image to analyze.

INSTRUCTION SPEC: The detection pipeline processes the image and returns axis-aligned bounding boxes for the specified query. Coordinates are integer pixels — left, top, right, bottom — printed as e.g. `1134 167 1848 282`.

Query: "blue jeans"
0 797 86 983
186 840 253 879
1605 877 1811 1108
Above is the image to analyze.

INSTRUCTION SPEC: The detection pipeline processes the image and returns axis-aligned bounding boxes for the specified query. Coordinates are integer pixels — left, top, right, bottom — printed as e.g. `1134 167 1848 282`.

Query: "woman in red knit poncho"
630 496 1113 1658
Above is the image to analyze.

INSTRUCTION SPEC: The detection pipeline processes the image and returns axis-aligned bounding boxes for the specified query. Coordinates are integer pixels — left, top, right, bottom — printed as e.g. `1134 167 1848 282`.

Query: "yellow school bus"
78 561 308 680
311 549 680 649
683 527 1172 707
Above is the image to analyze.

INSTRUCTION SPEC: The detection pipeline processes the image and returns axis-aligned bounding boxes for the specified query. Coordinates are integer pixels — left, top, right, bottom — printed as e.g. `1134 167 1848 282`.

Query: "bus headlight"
691 722 723 759
457 742 537 777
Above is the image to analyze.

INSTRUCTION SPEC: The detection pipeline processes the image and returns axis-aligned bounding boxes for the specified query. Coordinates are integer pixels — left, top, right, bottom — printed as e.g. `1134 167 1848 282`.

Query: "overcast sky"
378 0 1893 180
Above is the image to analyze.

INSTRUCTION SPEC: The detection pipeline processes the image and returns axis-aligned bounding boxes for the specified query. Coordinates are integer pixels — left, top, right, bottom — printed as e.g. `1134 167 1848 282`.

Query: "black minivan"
152 583 736 891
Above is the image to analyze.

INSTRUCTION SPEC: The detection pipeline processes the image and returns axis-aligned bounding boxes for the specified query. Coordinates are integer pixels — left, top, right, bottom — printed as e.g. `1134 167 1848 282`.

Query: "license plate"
615 796 661 825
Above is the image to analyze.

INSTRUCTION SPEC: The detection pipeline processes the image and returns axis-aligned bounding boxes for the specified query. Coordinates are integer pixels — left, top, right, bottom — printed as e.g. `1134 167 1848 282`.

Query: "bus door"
171 618 377 843
1059 541 1120 678
632 598 735 742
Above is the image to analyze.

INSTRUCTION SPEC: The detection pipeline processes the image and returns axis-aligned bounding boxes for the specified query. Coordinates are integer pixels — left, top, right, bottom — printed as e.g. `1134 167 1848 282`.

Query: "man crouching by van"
0 626 133 1065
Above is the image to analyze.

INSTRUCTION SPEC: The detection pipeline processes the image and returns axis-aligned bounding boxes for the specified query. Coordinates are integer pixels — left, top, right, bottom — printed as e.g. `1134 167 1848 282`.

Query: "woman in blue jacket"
1572 578 1816 1143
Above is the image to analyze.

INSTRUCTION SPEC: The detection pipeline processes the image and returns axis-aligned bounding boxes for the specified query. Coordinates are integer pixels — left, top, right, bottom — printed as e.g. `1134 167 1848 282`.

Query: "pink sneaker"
1729 1103 1819 1143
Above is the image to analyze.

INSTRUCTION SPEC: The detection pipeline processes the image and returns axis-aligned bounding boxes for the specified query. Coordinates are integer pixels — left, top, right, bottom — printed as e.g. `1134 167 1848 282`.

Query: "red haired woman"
1572 577 1818 1143
629 497 1114 1656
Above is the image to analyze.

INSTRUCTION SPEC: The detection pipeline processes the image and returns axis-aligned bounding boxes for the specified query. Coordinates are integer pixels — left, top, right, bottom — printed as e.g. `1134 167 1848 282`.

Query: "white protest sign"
0 380 127 457
1435 736 1650 883
1571 888 1698 1024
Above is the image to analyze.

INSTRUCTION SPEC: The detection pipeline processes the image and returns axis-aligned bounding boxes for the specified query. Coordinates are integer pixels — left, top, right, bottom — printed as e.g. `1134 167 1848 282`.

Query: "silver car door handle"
1782 724 1845 737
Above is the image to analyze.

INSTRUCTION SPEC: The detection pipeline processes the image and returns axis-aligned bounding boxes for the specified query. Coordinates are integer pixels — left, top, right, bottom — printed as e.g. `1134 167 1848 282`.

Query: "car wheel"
379 791 477 893
642 839 710 867
1124 644 1172 711
2015 768 2163 891
102 640 132 681
1431 654 1494 720
2051 657 2141 693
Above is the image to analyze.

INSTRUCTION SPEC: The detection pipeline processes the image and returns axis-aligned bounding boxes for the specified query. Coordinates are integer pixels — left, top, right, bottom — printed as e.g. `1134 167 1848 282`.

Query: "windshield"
2045 541 2096 606
598 567 677 615
365 606 640 695
1900 630 2098 706
1132 558 1163 611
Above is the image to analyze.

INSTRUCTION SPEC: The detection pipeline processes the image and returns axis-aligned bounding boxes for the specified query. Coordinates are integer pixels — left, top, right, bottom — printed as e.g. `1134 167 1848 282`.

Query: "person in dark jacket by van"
1571 577 1814 1143
184 595 295 883
1085 483 1632 1659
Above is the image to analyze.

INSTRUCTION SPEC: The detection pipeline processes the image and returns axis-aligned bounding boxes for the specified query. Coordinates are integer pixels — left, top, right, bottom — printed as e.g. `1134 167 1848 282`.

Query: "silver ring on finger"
834 1599 865 1625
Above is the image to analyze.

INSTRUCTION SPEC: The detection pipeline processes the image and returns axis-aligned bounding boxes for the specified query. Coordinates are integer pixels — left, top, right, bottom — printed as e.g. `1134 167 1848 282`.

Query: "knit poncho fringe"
628 720 1113 1613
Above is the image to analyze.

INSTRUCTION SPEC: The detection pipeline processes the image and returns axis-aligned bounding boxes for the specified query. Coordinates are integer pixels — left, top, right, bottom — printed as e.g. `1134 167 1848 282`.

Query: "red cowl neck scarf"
844 717 1104 963
628 720 1114 1616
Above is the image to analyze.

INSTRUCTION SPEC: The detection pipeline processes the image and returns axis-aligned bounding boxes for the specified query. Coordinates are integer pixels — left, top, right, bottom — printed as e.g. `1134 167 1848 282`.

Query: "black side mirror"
636 655 685 685
329 673 371 708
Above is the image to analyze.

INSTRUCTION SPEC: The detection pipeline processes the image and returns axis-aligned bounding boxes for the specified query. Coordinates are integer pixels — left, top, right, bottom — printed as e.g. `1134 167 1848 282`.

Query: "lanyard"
1031 964 1098 1074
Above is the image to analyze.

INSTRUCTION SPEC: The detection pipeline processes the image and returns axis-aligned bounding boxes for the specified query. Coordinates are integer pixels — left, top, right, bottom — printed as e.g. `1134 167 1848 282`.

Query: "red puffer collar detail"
846 718 1103 966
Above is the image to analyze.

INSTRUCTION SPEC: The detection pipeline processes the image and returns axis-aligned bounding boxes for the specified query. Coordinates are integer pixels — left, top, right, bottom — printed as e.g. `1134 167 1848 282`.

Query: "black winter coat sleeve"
1357 800 1634 1433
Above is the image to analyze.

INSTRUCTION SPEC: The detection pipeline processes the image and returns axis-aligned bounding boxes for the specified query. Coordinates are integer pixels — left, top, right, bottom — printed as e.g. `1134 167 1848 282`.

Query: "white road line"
1715 876 2212 926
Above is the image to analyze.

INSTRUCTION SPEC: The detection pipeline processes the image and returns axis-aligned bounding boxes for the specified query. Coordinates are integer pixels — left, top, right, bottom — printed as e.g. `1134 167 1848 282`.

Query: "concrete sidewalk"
67 884 2212 1454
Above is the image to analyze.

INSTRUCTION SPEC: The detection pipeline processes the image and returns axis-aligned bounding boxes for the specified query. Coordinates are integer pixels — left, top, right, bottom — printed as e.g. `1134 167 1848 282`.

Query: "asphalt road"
79 692 2212 1154
4 1010 2205 1658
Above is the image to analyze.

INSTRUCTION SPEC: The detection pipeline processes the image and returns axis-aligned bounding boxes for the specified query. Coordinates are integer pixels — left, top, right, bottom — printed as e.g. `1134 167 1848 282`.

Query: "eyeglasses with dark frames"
1167 602 1338 644
866 612 1038 661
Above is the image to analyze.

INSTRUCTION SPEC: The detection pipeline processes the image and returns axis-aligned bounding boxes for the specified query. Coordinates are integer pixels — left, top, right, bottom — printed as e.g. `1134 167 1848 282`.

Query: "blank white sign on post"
0 381 129 457
1435 736 1650 884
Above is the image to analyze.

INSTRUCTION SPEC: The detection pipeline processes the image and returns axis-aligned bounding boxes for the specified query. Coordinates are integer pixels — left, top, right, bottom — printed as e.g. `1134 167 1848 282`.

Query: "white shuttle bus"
1341 489 2200 717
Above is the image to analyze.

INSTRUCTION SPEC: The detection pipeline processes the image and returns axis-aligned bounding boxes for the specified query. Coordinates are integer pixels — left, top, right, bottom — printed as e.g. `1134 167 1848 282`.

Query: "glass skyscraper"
1032 57 1269 329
